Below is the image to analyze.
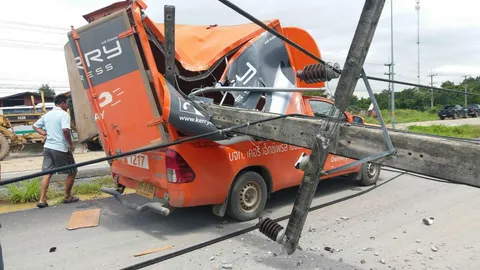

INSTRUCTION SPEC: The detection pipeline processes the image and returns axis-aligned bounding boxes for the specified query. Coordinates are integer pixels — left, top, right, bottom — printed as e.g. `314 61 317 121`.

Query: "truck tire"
0 133 11 161
226 171 268 222
351 162 381 186
86 140 103 151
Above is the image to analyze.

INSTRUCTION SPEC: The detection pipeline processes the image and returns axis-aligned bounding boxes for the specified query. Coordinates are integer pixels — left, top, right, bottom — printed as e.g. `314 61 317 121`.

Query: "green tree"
38 84 56 97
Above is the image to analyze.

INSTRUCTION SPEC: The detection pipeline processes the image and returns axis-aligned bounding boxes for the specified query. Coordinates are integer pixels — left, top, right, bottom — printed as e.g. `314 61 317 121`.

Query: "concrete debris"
308 226 316 232
339 258 344 262
255 258 263 263
49 247 57 253
296 260 303 267
431 246 439 252
341 216 349 220
222 264 233 269
210 256 215 261
363 247 374 251
403 230 407 233
307 247 322 252
416 239 421 243
361 259 366 264
416 249 423 254
228 240 232 243
422 217 434 226
370 236 375 240
245 252 249 255
324 247 338 253
374 252 379 256
380 259 386 264
429 256 434 260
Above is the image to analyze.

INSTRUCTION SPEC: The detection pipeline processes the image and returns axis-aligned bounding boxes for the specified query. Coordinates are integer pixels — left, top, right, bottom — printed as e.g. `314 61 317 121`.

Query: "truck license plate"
136 181 155 199
126 154 149 169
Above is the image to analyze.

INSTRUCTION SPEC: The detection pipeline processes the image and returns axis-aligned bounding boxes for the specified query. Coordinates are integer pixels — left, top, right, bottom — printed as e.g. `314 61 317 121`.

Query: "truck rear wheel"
0 133 11 161
226 171 268 222
351 162 381 186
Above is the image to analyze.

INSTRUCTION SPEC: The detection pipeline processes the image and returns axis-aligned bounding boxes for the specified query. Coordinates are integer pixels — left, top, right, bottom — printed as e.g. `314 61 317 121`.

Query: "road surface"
396 116 480 130
1 170 479 270
0 151 110 181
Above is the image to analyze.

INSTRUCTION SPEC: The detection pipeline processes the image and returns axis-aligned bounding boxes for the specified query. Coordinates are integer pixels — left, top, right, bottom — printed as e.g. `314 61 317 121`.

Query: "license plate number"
136 181 155 199
126 154 149 169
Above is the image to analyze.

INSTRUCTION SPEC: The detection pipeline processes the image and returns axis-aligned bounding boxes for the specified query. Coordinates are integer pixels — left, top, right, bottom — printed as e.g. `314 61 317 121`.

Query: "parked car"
466 104 480 118
438 105 468 120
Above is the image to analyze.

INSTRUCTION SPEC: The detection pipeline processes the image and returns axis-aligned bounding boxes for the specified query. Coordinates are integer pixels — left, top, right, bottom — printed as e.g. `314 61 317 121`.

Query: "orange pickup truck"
65 0 380 221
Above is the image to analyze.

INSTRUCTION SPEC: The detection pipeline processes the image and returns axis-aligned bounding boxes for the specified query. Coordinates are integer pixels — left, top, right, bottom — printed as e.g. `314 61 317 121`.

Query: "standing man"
33 93 79 208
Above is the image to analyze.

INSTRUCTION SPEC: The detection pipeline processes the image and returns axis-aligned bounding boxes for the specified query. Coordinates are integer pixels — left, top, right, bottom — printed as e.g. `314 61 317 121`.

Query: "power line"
0 19 69 31
0 24 67 35
0 42 63 51
0 38 64 47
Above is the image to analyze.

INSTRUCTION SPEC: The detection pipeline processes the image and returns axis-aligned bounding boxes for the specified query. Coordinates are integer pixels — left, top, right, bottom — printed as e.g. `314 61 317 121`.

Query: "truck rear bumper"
100 187 172 216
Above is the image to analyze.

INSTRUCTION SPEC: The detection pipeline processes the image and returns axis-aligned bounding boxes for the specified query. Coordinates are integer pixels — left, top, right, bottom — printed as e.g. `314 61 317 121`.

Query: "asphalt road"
1 170 479 270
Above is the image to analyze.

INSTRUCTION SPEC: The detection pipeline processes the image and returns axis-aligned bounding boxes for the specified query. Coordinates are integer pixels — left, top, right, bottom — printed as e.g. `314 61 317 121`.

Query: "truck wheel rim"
240 181 260 212
366 163 377 178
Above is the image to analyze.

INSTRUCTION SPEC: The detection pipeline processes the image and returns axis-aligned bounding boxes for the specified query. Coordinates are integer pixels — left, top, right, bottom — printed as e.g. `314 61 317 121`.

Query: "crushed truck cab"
65 0 380 221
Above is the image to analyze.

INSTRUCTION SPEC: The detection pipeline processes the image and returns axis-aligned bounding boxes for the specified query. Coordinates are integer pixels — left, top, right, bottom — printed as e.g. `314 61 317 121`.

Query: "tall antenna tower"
416 0 420 87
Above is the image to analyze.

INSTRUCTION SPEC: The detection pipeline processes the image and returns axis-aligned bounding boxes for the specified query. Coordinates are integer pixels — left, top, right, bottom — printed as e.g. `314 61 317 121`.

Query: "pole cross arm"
205 104 480 187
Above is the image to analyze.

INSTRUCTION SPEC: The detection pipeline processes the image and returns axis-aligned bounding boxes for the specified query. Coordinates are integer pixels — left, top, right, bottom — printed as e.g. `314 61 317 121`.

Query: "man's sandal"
37 202 49 208
62 196 80 204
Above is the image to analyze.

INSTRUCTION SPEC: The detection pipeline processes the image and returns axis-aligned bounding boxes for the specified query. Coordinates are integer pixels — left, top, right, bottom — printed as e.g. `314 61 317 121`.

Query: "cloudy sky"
0 0 479 99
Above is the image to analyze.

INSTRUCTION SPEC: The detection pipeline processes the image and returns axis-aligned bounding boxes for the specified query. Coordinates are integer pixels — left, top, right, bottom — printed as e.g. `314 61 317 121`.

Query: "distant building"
0 92 55 107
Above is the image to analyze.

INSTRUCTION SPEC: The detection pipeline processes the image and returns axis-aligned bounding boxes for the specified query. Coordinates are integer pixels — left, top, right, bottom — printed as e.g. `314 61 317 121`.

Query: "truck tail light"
165 149 195 183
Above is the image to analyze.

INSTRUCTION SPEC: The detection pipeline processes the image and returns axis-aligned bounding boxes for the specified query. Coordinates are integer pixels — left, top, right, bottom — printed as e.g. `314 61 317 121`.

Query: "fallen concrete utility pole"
206 105 480 187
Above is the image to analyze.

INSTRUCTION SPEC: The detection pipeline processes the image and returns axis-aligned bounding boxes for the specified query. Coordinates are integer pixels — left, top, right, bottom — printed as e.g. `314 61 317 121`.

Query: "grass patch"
364 109 438 124
5 179 41 203
0 176 115 204
72 177 114 195
407 124 480 139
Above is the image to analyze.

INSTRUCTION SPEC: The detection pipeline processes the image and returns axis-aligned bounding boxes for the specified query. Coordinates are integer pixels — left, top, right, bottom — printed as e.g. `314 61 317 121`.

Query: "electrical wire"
120 171 406 270
0 19 70 32
0 113 304 186
380 167 477 188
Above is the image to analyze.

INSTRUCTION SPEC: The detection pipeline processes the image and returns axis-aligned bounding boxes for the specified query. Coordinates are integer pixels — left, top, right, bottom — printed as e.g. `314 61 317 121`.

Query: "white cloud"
0 0 478 99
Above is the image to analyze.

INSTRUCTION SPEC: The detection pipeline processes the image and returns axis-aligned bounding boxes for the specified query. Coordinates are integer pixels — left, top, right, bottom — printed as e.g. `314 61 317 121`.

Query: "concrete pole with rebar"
281 0 387 255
